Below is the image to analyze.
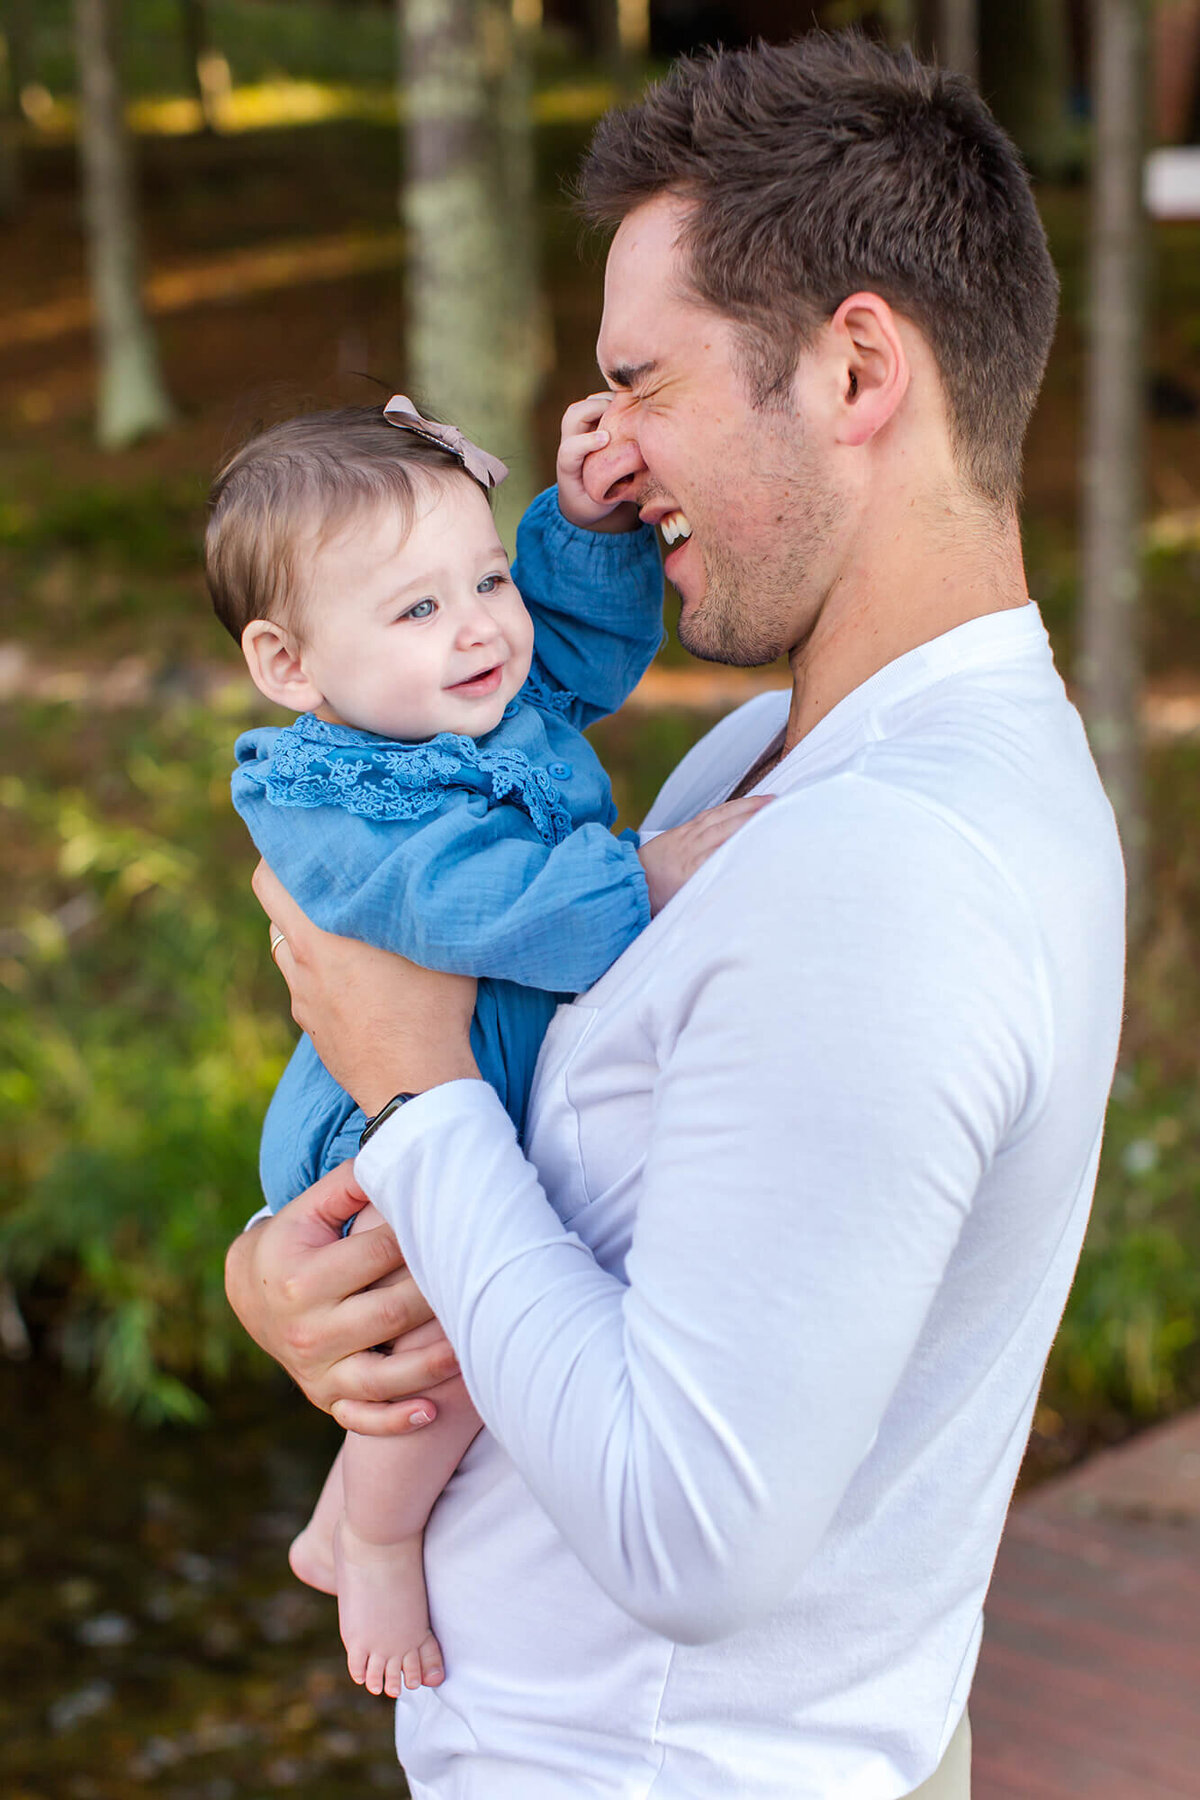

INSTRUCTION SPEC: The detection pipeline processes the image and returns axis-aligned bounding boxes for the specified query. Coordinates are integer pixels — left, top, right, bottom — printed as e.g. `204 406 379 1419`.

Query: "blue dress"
232 487 664 1211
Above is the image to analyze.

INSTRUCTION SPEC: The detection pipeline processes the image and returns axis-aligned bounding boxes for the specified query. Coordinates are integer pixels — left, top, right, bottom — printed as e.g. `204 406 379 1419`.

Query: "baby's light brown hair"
206 405 482 642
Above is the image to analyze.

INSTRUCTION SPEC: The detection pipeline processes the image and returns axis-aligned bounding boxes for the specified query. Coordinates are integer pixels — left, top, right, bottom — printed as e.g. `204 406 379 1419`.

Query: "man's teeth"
660 511 692 547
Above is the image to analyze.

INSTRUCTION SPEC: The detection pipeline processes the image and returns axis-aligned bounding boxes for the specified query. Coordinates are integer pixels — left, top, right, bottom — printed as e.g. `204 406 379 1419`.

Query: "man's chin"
676 607 783 670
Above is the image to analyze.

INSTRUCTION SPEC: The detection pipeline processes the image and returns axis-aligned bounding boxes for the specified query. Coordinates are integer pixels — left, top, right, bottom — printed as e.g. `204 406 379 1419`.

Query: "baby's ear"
241 619 325 712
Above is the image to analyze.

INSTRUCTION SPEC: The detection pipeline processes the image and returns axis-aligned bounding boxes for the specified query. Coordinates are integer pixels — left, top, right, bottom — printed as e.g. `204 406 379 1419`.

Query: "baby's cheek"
509 600 536 669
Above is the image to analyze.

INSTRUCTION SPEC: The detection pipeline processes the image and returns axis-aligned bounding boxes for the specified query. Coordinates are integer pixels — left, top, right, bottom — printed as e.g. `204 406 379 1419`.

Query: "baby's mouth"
450 663 504 695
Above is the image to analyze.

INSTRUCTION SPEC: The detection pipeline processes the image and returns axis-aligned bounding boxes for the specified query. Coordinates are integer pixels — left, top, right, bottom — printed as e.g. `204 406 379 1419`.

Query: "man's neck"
780 501 1029 756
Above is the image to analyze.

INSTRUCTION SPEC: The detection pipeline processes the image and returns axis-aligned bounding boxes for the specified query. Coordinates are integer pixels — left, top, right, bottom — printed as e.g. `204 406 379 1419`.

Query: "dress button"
502 701 520 720
547 761 572 779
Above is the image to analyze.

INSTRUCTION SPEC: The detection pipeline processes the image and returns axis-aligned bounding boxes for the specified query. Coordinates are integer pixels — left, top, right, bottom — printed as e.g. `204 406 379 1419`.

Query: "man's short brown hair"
580 32 1059 507
205 405 478 642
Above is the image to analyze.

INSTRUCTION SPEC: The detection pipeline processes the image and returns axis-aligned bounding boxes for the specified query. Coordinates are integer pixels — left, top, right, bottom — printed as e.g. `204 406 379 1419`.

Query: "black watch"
358 1092 420 1149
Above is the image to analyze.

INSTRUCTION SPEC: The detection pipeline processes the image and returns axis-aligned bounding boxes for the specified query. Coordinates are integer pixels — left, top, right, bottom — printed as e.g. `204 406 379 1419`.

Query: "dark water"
0 1363 408 1799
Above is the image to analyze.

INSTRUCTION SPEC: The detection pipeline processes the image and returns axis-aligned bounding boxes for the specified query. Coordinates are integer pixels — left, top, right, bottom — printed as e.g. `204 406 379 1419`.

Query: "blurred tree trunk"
590 0 648 90
399 0 547 546
75 0 174 447
881 0 918 47
1153 0 1200 143
1079 0 1146 935
980 0 1073 174
0 0 30 217
178 0 223 133
0 30 19 219
937 0 978 81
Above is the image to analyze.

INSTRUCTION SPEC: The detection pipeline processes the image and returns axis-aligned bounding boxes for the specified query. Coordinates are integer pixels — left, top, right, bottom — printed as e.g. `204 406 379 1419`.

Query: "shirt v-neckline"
730 603 1047 800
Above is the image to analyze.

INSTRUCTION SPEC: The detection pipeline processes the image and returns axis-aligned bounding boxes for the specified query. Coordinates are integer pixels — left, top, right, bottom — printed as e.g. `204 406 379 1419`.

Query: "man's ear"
826 292 910 448
241 618 326 712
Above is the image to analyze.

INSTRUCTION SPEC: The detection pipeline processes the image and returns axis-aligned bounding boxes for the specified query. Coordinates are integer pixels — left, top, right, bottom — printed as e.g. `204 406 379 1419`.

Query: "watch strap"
358 1092 420 1150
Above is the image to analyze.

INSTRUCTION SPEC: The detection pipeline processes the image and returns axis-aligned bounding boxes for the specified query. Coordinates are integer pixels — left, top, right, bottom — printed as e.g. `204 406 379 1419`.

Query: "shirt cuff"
353 1078 503 1209
533 484 658 567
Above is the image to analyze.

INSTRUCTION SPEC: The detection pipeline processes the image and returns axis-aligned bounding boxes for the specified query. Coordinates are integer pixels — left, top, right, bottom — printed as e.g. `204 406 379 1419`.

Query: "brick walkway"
972 1410 1200 1798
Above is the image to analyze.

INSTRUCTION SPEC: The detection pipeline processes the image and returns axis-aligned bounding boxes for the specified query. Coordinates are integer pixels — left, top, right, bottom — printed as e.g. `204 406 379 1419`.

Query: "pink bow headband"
382 394 509 490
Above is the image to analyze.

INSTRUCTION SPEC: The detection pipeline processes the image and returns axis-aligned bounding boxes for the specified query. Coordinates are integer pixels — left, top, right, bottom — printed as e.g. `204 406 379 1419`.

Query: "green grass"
1 695 285 1422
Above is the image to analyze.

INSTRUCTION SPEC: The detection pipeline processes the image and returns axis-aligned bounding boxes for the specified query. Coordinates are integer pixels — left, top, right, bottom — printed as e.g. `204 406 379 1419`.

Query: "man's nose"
581 400 648 509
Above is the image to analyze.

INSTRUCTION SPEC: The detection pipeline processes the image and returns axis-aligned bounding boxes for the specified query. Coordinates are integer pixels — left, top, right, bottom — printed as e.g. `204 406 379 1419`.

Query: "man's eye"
400 598 436 620
477 574 507 594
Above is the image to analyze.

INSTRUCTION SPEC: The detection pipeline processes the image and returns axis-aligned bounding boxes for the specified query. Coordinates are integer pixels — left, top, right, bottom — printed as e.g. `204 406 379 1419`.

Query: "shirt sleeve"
512 487 665 728
234 767 649 994
356 780 1050 1644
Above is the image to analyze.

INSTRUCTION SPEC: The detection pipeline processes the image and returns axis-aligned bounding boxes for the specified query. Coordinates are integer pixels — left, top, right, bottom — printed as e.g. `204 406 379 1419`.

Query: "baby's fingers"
558 424 610 478
690 795 774 848
561 392 614 437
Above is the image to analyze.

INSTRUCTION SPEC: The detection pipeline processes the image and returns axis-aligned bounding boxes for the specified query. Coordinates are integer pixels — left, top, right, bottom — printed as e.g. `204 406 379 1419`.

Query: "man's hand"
638 797 774 917
225 1160 462 1435
556 393 641 534
252 861 480 1118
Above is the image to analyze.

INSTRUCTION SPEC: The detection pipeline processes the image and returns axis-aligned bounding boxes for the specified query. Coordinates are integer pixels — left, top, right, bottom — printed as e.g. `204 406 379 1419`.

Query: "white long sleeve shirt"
356 604 1125 1800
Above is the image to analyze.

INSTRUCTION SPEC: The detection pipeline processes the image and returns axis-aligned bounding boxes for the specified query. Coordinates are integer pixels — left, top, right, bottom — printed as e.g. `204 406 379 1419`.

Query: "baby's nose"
459 603 503 645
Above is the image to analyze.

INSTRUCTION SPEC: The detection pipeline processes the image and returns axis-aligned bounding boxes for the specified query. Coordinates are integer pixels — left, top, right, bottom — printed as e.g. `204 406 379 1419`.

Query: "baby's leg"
287 1197 425 1594
289 1441 344 1594
337 1376 481 1698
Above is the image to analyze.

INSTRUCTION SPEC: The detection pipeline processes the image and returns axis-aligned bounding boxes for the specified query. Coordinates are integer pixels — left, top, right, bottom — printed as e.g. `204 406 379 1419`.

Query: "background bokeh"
1 2 1199 1794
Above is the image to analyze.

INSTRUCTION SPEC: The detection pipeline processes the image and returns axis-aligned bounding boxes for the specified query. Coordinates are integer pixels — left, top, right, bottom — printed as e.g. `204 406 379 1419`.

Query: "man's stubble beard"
676 460 846 670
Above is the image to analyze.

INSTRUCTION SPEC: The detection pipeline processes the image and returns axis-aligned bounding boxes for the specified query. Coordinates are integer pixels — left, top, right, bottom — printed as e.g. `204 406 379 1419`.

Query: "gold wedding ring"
269 927 287 965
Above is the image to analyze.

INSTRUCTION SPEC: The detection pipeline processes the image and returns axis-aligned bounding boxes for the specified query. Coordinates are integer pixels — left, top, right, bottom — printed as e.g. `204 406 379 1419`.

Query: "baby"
206 394 765 1702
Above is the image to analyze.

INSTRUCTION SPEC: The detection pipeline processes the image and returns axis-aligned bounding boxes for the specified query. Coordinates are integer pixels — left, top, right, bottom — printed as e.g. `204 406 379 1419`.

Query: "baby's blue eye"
401 597 436 620
477 574 507 595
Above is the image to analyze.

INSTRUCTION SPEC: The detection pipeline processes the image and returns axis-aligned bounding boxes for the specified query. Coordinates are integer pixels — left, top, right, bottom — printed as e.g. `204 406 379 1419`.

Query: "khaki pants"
905 1710 971 1799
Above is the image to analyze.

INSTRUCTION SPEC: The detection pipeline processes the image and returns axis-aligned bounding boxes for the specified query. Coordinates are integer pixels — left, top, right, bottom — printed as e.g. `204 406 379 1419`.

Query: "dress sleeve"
512 487 664 728
356 781 1049 1643
233 760 649 994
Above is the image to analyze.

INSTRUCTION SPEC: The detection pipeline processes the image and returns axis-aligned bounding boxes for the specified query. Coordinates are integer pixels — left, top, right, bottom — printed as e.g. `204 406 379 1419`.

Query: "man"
227 33 1125 1799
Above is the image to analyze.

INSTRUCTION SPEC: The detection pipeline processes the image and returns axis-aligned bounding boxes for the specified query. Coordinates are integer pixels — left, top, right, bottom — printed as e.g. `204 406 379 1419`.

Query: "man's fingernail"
409 1408 433 1428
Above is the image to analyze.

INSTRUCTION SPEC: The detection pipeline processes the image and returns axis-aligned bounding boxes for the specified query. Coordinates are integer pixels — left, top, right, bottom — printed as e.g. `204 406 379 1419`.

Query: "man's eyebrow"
603 359 657 390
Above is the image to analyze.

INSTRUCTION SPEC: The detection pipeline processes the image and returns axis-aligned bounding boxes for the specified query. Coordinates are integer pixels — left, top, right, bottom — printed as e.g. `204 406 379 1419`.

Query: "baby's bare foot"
334 1520 444 1699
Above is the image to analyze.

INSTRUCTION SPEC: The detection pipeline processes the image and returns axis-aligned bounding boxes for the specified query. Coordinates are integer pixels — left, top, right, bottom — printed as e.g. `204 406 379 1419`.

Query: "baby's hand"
637 796 774 917
557 393 640 533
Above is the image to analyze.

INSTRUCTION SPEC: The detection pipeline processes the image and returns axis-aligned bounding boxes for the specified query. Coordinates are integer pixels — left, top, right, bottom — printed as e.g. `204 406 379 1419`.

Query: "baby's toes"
345 1644 368 1687
364 1652 388 1696
419 1631 445 1687
383 1655 406 1699
402 1646 424 1691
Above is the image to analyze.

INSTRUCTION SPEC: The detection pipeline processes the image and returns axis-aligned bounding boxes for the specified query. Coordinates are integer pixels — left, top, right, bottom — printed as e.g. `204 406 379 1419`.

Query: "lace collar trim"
254 710 574 845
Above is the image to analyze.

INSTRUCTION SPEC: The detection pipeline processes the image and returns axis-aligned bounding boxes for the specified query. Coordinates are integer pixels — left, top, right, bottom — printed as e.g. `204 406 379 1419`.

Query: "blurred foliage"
2 690 1199 1446
21 2 401 99
0 697 288 1423
1046 1067 1200 1424
18 0 594 103
0 474 201 571
1037 741 1200 1443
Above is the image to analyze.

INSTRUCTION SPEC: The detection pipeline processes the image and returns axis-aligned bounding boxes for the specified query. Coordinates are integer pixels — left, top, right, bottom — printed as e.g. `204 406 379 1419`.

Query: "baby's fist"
556 393 639 533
